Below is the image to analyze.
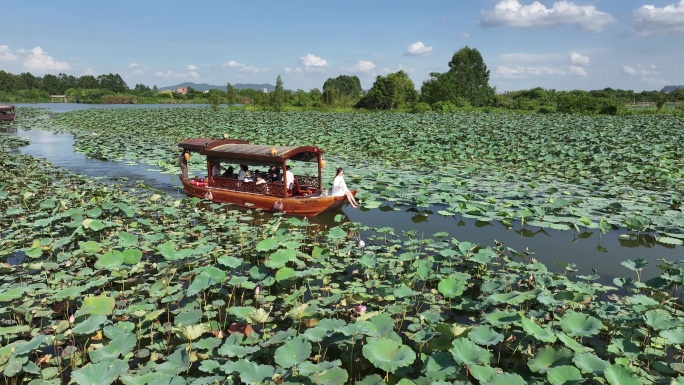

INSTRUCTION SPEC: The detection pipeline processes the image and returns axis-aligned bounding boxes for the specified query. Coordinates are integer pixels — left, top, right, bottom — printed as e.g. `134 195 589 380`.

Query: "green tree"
322 75 362 107
226 83 238 104
420 46 495 107
77 75 99 89
357 70 417 110
97 73 128 93
208 89 223 111
20 72 41 90
42 74 63 95
271 75 284 111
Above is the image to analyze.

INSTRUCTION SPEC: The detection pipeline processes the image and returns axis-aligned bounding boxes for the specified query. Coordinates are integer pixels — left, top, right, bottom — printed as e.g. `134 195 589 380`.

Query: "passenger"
255 174 266 185
211 162 221 177
284 165 294 189
331 167 359 208
177 151 189 179
222 166 235 178
244 171 253 182
268 166 281 182
238 165 248 181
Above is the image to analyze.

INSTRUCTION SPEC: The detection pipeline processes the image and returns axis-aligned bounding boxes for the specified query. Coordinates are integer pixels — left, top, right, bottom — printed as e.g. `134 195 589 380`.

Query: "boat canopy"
178 138 324 167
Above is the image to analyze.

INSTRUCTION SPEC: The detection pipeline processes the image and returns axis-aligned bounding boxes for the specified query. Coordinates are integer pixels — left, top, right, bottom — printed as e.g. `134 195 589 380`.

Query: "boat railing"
210 175 320 197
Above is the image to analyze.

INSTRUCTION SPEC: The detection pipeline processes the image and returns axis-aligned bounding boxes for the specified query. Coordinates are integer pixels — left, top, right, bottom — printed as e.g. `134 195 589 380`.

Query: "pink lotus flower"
355 305 367 314
69 314 75 323
255 286 260 295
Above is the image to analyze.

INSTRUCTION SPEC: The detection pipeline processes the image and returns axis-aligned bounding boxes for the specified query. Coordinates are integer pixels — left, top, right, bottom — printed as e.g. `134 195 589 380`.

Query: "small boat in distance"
178 138 357 216
0 105 16 123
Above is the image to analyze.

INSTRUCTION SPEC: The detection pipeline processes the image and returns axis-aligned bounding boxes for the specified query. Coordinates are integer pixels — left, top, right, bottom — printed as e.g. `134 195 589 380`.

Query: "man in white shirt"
284 165 294 188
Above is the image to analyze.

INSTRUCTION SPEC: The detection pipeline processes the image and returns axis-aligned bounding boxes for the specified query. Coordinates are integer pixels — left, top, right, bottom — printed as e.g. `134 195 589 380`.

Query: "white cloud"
300 54 328 70
128 63 140 69
187 64 198 71
82 68 96 76
569 65 587 76
23 46 70 72
349 60 376 73
501 52 565 63
481 0 615 32
223 60 261 73
0 45 17 62
569 52 589 66
496 64 588 78
406 41 433 55
154 69 199 80
623 64 657 76
632 0 684 35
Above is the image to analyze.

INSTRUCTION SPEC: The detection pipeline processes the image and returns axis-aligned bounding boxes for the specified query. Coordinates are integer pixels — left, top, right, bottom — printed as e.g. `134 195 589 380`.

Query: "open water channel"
5 103 682 283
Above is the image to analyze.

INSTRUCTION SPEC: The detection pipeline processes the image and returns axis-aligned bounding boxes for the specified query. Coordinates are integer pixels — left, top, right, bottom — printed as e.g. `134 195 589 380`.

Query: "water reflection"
5 113 682 282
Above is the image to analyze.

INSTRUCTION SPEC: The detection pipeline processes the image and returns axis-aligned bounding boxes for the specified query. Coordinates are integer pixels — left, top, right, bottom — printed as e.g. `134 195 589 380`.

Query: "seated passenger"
244 171 253 182
238 165 248 181
255 174 266 185
222 166 235 178
268 166 281 182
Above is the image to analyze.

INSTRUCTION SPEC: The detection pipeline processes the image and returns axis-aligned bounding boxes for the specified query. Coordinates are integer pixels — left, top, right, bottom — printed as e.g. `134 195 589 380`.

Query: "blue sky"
1 1 683 92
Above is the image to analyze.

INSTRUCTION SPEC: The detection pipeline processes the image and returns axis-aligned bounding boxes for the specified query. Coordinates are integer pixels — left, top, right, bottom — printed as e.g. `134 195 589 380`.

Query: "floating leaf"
362 337 416 373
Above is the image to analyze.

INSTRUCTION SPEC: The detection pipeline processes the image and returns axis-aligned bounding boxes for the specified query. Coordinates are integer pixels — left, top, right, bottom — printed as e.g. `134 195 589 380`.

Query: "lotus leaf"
89 333 136 363
468 325 504 346
572 352 609 374
528 347 573 373
13 334 48 355
644 309 675 330
265 248 296 269
218 334 259 358
362 337 416 373
421 351 458 380
437 277 466 298
481 372 527 385
71 359 128 385
155 347 191 375
604 363 640 385
660 328 684 344
95 251 124 270
72 315 107 335
559 312 603 337
449 338 489 366
308 366 348 385
547 365 583 385
520 317 557 343
274 336 312 368
222 359 275 384
79 295 116 316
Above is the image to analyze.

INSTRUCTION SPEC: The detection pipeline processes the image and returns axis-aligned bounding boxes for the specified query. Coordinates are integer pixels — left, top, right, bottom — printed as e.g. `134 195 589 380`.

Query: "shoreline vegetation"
1 107 683 383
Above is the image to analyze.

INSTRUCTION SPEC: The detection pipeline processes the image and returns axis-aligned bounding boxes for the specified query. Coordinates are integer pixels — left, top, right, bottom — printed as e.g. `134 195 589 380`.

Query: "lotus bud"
358 239 365 248
270 147 278 155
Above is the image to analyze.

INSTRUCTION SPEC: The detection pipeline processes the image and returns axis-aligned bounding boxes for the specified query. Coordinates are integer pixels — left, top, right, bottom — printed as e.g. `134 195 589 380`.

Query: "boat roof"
178 138 324 166
0 105 15 110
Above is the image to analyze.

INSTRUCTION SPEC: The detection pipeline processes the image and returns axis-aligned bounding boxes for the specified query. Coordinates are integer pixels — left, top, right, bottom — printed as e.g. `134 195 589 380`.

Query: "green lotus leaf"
468 325 503 346
362 337 416 373
274 336 312 368
265 248 296 269
13 334 47 355
421 351 457 381
621 258 648 271
275 267 296 283
217 256 244 268
95 250 124 270
89 333 136 363
366 313 396 338
156 347 190 375
326 226 347 240
227 306 256 320
70 359 128 385
468 364 496 382
156 241 193 261
82 218 105 232
604 363 640 385
222 359 275 384
547 365 583 385
80 295 116 316
660 328 684 345
485 291 533 305
255 238 278 252
393 285 418 298
572 352 609 374
218 333 259 358
72 314 107 335
355 374 384 385
0 287 27 302
2 355 27 377
483 310 520 327
174 309 202 326
559 312 603 337
122 248 142 264
644 309 674 330
437 277 466 298
308 366 348 385
556 332 593 353
481 372 527 385
528 347 573 373
79 240 101 254
521 317 556 343
449 338 489 366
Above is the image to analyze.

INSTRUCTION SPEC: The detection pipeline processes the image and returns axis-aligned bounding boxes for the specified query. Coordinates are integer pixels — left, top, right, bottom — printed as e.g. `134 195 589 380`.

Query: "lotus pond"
1 107 684 384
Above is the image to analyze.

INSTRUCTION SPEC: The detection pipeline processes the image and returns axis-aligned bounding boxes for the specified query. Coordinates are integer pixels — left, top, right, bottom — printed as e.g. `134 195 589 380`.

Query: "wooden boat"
0 105 16 123
178 138 357 216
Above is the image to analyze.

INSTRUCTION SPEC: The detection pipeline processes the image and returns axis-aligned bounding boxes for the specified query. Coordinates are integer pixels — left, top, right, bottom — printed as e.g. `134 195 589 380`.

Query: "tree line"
2 46 683 115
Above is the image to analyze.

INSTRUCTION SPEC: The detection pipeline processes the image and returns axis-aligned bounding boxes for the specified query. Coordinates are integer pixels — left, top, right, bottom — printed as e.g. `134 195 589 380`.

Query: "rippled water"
6 104 682 282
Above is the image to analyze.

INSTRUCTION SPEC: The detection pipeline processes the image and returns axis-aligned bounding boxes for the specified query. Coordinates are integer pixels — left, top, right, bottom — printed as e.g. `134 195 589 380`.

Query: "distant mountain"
158 82 275 92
